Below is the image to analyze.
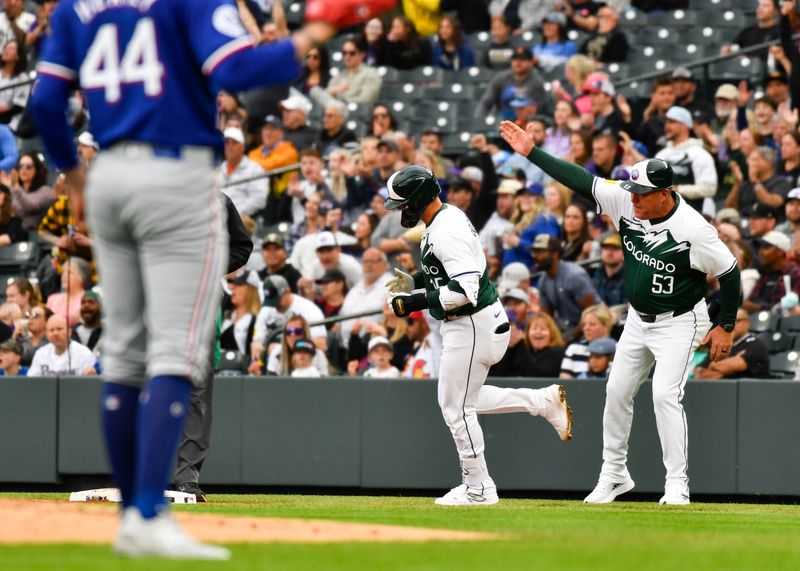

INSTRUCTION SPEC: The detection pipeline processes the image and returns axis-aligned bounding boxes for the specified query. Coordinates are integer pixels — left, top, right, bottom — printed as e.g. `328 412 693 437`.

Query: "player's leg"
477 384 573 441
648 306 711 504
86 155 149 510
586 314 654 503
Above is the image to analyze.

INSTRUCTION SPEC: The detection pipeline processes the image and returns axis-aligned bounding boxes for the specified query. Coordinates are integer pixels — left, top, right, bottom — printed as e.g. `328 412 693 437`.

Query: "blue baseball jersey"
34 0 301 170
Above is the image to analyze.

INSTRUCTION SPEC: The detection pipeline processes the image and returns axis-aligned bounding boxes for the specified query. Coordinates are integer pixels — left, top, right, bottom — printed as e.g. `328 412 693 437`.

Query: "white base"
69 488 197 504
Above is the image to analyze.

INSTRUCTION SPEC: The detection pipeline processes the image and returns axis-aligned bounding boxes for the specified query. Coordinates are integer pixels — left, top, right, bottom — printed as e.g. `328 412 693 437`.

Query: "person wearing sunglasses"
7 151 52 231
266 315 329 376
18 304 50 367
310 37 381 109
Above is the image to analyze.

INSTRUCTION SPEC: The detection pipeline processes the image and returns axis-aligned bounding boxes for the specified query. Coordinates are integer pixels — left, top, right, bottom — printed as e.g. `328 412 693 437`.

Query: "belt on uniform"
636 307 692 323
113 141 217 162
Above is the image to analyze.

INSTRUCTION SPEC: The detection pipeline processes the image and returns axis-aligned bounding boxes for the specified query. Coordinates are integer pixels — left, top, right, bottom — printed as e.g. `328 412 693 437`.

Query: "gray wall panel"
58 377 108 474
200 376 244 484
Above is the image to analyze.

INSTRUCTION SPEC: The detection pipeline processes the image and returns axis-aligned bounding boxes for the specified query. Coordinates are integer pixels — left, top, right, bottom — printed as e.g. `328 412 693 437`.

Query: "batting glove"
388 292 427 318
385 268 416 294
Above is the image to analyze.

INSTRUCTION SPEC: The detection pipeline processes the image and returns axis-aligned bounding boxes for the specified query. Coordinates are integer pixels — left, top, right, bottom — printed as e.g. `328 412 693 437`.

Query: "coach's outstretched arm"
500 121 595 199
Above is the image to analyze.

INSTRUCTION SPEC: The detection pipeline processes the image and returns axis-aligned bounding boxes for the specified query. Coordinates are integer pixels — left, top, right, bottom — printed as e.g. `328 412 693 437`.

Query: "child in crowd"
363 336 400 379
290 338 323 378
578 337 616 379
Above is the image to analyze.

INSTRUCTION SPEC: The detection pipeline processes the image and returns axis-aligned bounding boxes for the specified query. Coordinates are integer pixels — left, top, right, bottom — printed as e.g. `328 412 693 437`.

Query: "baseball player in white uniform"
500 120 741 505
384 165 573 506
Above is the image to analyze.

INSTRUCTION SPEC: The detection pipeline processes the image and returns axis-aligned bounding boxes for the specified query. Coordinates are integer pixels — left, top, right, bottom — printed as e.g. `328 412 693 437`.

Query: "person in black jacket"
579 6 629 64
174 194 252 502
0 183 25 247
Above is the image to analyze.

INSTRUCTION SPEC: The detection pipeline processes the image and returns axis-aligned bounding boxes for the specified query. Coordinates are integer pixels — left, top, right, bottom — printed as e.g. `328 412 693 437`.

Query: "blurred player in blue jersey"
30 0 393 560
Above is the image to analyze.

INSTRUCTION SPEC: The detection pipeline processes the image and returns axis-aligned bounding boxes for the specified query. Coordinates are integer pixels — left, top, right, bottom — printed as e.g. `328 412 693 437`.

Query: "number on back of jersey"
80 18 165 103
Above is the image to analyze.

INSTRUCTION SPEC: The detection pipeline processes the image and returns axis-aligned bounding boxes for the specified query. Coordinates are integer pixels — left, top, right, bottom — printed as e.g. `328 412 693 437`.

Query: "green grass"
2 493 800 570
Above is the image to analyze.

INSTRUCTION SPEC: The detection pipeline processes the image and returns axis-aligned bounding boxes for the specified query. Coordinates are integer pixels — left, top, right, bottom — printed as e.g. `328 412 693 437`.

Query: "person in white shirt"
298 230 363 293
479 178 519 270
29 314 96 376
0 0 35 48
289 337 323 378
217 127 267 216
363 336 399 379
338 248 392 347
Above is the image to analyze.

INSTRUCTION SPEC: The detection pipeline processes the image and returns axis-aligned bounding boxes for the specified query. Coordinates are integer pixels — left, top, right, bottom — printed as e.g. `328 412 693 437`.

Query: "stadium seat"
665 9 699 27
453 66 495 85
758 331 796 355
442 132 472 156
697 9 748 28
377 66 402 85
769 350 799 379
467 31 492 48
709 57 764 83
749 310 779 333
619 9 649 28
0 241 39 273
216 351 250 376
425 84 477 102
780 314 800 335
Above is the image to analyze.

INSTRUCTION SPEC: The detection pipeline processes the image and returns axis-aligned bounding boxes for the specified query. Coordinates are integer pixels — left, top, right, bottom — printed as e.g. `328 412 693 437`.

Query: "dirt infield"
0 499 495 544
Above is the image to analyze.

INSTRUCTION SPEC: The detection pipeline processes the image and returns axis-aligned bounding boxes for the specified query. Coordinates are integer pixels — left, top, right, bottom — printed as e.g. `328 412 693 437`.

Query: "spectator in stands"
46 257 89 327
489 0 556 33
76 132 99 166
26 0 56 57
313 267 348 323
485 14 514 69
361 336 401 379
566 129 594 168
561 203 592 262
71 290 103 357
0 123 17 172
284 148 337 225
589 132 620 179
258 232 302 292
480 178 519 273
637 76 676 156
502 182 561 267
560 304 613 378
592 233 627 307
497 261 533 297
7 152 52 231
290 338 324 378
743 231 800 312
531 234 598 334
372 139 401 187
748 203 779 242
262 315 328 376
311 37 382 107
315 101 357 158
368 105 398 139
349 212 380 260
220 270 260 359
0 0 34 48
431 15 475 71
420 129 456 177
523 312 567 378
382 15 433 69
339 248 391 346
670 67 715 120
0 39 28 132
694 308 770 379
280 92 317 152
488 289 535 377
727 145 792 217
28 314 96 376
477 46 550 120
577 337 616 379
299 231 363 295
562 0 604 32
765 68 791 109
293 46 330 96
552 55 594 125
778 131 800 183
585 76 628 135
544 100 579 158
498 118 551 184
446 177 475 215
401 310 435 378
777 188 800 244
752 94 780 144
579 6 628 64
361 18 386 67
218 127 266 217
328 149 372 223
247 114 299 199
5 277 39 316
655 106 718 214
0 300 19 342
348 300 413 372
722 0 780 58
545 182 571 225
0 338 25 376
533 12 577 74
0 183 24 246
18 303 48 367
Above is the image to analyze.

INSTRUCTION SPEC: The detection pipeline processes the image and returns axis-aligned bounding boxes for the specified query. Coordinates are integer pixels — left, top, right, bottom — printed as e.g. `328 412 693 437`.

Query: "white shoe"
114 507 231 560
542 384 573 441
659 489 690 506
583 478 635 503
434 481 499 506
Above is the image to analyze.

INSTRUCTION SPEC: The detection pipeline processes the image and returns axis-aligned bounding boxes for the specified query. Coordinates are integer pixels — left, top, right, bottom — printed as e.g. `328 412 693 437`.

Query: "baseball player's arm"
702 264 741 361
223 195 253 273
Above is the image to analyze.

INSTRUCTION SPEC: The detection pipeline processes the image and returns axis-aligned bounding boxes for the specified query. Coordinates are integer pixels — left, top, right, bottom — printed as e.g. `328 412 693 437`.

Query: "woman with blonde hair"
46 257 90 326
525 312 567 378
346 300 413 374
414 148 445 180
220 271 261 359
501 183 561 267
266 314 329 376
560 304 613 378
5 276 41 315
544 182 571 226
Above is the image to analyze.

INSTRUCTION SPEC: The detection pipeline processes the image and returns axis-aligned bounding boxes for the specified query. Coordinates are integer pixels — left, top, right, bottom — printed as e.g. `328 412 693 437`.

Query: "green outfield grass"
2 493 800 570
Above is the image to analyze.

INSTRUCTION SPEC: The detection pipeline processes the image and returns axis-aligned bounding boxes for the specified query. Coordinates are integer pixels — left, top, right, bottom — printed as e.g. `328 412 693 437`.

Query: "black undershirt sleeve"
717 265 741 327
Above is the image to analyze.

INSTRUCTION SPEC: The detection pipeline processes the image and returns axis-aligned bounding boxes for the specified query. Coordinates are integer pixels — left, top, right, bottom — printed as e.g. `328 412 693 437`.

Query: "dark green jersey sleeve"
717 264 741 327
527 147 595 201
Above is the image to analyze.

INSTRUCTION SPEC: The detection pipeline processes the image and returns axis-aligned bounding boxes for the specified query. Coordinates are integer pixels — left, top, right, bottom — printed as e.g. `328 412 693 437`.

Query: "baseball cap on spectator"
542 11 567 26
377 138 399 152
528 234 561 251
262 114 282 128
671 67 693 81
497 165 526 181
449 178 474 192
223 127 245 145
715 207 742 225
77 131 99 150
279 93 313 114
501 288 530 305
692 109 712 125
583 73 615 97
0 339 20 355
766 69 788 85
368 336 393 352
316 231 338 250
315 268 346 285
230 270 261 288
588 337 617 356
263 275 290 307
291 338 317 355
496 178 523 194
498 262 531 293
787 188 800 202
754 231 791 252
83 290 102 305
665 106 693 128
750 203 779 220
406 310 426 322
460 166 484 184
509 93 537 108
262 232 286 248
510 46 533 60
715 84 738 100
601 234 622 248
524 182 545 196
610 165 631 181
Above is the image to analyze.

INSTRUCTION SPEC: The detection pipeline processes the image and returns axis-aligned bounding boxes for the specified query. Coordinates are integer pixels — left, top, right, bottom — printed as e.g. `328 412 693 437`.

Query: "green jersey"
593 178 736 315
418 204 497 321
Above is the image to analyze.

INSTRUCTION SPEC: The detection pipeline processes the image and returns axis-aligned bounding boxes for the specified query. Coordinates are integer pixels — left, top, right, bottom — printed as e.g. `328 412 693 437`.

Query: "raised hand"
499 121 535 156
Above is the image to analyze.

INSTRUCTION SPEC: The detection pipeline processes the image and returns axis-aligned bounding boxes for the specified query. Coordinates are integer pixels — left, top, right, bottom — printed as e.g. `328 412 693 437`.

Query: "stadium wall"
1 377 798 495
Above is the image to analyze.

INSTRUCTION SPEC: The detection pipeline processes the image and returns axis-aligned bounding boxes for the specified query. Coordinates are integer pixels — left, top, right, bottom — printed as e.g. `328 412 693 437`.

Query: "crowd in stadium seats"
2 1 800 381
